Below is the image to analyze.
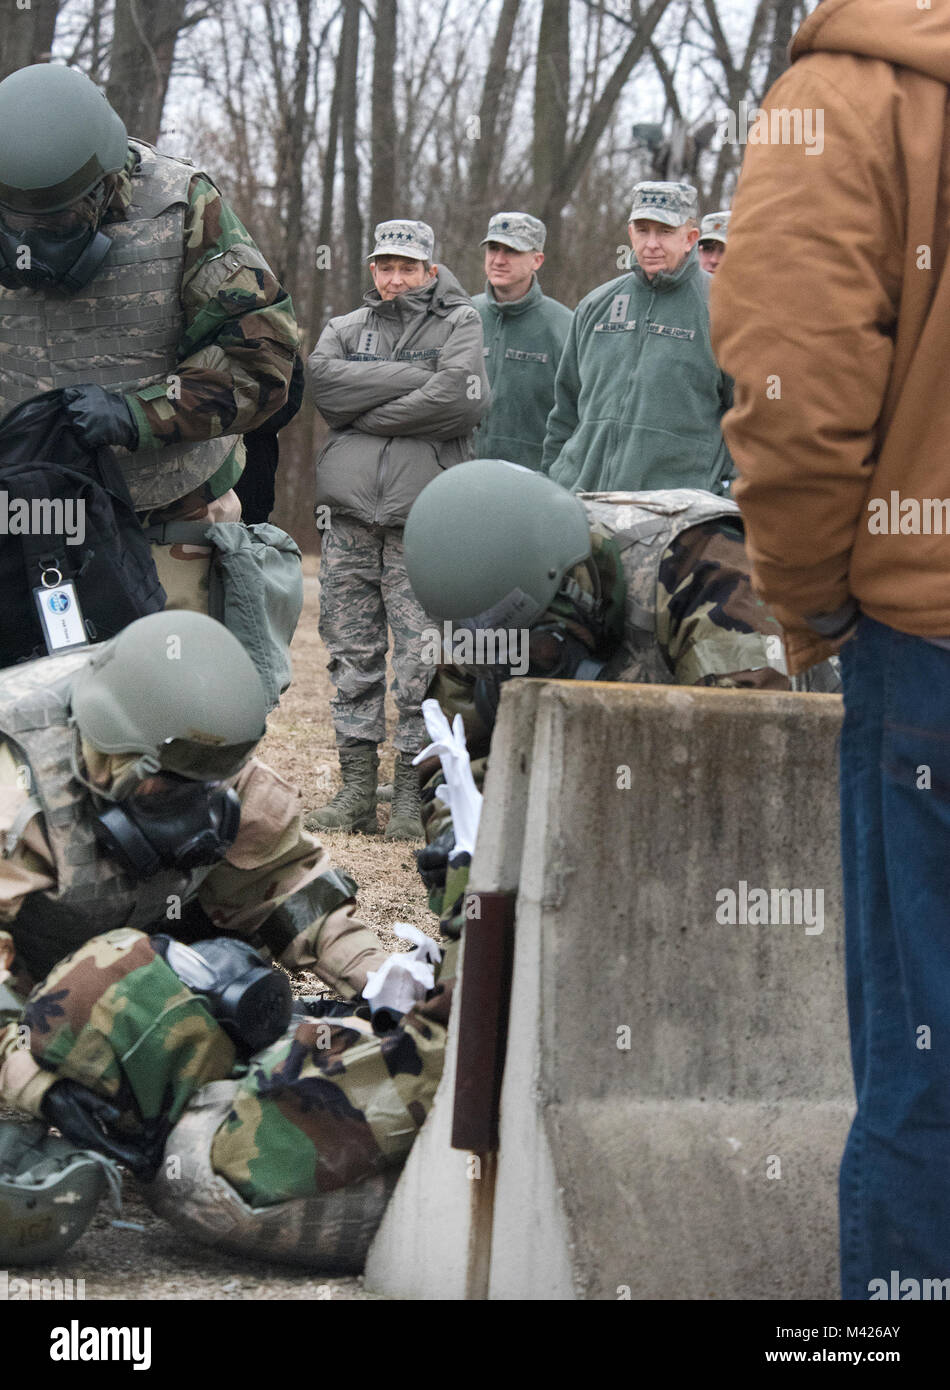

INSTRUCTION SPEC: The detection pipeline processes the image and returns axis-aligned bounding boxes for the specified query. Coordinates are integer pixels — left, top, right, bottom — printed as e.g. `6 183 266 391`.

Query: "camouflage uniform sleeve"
125 175 299 451
0 930 57 1117
0 743 58 922
198 759 387 998
0 1027 58 1117
656 520 791 689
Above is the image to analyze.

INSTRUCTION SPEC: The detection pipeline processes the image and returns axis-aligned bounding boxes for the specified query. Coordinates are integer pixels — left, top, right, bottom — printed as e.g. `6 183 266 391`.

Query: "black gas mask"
92 774 242 880
472 622 607 732
0 195 113 292
151 935 292 1055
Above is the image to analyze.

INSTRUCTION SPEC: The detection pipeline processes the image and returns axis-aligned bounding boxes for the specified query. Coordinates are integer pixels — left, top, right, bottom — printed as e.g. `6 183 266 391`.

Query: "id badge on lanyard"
33 566 91 655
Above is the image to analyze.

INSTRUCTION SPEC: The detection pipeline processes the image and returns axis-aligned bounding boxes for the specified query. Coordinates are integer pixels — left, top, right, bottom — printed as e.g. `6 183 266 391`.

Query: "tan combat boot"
384 752 424 840
306 744 379 834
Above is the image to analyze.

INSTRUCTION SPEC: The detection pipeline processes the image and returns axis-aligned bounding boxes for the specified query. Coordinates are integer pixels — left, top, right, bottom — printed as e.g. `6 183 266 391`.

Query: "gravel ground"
3 554 435 1300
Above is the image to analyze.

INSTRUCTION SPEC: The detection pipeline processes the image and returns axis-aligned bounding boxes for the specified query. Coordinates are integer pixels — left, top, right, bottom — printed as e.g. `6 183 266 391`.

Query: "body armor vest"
578 489 743 684
0 649 211 984
0 139 236 509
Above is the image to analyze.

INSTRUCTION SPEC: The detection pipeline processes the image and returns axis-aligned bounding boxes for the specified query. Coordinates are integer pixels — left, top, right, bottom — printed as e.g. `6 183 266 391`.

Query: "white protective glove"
412 697 483 859
362 923 443 1018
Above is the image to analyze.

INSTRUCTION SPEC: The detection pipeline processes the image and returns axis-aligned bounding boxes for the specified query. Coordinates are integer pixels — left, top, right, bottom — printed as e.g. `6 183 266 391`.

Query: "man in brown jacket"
712 0 950 1299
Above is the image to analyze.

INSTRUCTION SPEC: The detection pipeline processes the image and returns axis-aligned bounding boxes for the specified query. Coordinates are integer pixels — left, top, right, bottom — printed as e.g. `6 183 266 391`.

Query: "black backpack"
0 390 166 666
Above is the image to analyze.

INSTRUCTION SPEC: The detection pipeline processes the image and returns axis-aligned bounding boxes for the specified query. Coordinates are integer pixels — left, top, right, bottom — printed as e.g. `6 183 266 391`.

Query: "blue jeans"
839 615 950 1298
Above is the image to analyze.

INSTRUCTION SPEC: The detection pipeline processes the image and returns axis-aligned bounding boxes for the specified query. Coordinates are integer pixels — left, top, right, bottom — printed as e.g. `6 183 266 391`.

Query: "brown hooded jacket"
712 0 950 671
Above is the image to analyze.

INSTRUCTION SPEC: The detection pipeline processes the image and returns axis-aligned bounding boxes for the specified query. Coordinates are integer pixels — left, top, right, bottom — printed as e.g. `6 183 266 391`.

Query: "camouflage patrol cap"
404 459 591 626
628 181 699 228
699 210 730 245
481 212 546 252
70 611 268 783
0 65 128 214
0 1121 117 1265
368 220 434 262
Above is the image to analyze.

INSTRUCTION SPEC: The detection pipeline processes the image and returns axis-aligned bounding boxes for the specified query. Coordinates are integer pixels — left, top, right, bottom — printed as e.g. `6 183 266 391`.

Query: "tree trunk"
279 0 314 295
763 0 797 95
370 0 398 232
310 42 344 338
541 0 672 284
0 0 61 83
532 0 570 285
340 0 363 306
106 0 190 144
463 0 521 284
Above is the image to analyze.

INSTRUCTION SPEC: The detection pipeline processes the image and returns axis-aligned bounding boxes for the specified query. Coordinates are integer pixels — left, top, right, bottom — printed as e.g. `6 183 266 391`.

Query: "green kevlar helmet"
404 459 592 624
70 612 268 783
0 64 128 214
0 1121 118 1265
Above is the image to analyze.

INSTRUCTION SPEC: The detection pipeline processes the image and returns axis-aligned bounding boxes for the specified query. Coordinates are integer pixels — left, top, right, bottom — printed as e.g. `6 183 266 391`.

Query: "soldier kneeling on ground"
406 459 840 931
0 611 449 1270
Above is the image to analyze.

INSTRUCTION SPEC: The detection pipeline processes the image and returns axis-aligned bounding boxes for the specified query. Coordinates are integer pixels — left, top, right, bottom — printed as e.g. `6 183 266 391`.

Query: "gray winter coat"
307 267 489 528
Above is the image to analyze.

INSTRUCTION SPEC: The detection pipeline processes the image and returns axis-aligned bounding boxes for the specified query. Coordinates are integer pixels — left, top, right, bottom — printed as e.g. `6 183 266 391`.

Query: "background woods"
0 0 813 543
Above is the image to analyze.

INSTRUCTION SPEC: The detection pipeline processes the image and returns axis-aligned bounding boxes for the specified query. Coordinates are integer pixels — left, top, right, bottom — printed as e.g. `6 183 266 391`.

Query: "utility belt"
144 519 303 710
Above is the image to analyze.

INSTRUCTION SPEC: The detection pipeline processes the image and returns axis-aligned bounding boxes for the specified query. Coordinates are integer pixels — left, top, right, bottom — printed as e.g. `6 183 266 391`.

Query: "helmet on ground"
0 1121 118 1265
404 459 592 624
0 64 128 215
70 611 268 783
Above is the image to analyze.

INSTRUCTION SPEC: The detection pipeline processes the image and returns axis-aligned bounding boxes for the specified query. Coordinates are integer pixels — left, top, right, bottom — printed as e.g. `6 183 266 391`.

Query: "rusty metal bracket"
451 889 516 1153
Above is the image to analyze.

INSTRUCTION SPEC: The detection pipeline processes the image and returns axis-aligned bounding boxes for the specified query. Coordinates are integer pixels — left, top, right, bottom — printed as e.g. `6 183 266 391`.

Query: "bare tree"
370 0 398 231
340 0 363 305
538 0 673 285
467 0 522 235
107 0 218 144
0 0 61 83
532 0 569 276
763 0 798 94
262 0 315 292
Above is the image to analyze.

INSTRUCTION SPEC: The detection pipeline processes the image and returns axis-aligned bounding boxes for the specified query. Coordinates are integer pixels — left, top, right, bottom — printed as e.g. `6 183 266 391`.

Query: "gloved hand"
41 1079 166 1181
412 700 483 858
62 383 139 451
415 826 455 892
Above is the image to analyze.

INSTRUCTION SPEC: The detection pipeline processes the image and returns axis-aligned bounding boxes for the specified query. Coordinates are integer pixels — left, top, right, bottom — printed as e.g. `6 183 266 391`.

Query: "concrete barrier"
365 680 852 1300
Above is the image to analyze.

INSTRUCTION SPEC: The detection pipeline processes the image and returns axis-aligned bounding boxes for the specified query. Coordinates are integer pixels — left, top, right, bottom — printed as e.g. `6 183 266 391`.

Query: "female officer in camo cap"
306 219 489 841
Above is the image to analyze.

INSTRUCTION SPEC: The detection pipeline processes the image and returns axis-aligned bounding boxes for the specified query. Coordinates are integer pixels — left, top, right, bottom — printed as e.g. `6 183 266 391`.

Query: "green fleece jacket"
472 277 573 470
541 247 734 493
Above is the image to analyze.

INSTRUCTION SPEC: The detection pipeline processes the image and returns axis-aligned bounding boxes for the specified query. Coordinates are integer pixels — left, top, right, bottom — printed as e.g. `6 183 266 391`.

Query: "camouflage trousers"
146 487 243 616
18 928 455 1213
318 515 432 755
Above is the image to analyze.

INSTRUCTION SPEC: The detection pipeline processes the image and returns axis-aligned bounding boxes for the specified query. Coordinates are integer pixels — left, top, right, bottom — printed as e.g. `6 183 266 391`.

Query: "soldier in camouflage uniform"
0 611 389 1120
405 460 838 931
306 219 488 841
0 64 298 612
0 610 439 1268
